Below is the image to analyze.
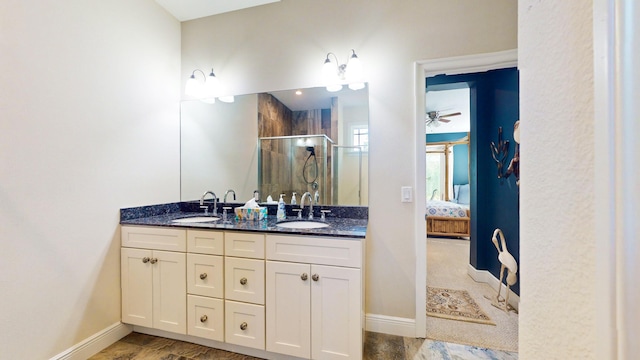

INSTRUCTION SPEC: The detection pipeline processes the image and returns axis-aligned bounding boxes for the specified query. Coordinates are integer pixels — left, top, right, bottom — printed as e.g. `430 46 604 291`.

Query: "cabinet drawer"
188 295 224 342
266 235 362 268
224 232 265 259
187 230 224 255
122 226 186 252
187 254 224 298
225 300 265 350
225 257 265 305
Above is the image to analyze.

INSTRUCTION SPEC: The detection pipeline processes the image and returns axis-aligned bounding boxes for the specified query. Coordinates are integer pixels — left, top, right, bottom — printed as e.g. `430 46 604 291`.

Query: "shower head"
305 146 315 156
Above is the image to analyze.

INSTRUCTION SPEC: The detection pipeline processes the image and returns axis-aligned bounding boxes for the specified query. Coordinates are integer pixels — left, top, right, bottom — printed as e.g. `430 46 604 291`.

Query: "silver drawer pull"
200 315 208 323
142 257 150 263
312 274 319 281
300 273 308 281
240 322 248 330
240 277 247 285
200 273 207 280
150 258 158 264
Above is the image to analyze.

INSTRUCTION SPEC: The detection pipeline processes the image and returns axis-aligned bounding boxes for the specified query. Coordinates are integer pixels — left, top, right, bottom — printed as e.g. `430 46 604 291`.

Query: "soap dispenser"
277 193 286 220
291 192 297 205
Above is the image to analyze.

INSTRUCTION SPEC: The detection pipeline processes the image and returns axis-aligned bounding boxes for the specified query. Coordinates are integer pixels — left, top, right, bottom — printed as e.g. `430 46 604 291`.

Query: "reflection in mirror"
180 85 368 206
180 94 258 203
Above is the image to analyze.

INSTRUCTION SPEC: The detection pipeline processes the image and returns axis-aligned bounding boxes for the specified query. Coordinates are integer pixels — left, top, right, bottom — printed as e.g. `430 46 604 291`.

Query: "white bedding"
426 200 468 218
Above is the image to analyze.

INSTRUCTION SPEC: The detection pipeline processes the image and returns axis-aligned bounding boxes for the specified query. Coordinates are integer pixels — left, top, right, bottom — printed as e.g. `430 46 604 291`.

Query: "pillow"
453 185 461 201
457 184 470 205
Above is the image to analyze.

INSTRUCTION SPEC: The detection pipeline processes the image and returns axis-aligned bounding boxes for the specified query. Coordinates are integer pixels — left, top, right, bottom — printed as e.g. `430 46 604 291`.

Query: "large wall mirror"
180 85 369 206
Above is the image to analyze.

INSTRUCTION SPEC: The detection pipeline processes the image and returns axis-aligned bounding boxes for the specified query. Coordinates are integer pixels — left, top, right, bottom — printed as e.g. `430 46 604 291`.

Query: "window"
426 144 453 201
352 125 368 152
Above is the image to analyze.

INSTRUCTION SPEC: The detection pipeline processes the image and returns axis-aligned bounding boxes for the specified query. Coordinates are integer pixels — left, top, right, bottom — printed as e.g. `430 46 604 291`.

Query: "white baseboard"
365 313 416 337
467 264 520 311
49 322 132 360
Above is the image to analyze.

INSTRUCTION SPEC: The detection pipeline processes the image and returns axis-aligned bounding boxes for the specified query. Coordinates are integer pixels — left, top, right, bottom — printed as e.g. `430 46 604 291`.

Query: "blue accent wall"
426 132 469 185
427 68 520 295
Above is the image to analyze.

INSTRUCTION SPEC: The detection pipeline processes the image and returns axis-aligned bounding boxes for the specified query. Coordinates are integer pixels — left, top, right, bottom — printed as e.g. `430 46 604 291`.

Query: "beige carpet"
426 237 519 352
427 287 495 326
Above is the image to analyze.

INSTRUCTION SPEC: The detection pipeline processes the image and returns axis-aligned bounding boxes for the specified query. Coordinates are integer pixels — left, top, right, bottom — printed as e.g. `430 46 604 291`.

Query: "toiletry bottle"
277 194 286 220
291 192 297 205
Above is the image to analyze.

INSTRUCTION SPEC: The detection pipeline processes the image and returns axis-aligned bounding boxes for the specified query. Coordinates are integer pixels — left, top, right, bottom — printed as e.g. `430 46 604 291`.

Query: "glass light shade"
202 73 219 99
185 76 202 98
346 55 363 82
322 58 336 80
200 97 216 104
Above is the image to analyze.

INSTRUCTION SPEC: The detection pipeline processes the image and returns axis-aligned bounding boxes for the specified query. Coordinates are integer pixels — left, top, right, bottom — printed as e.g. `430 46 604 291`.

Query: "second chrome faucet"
300 192 313 220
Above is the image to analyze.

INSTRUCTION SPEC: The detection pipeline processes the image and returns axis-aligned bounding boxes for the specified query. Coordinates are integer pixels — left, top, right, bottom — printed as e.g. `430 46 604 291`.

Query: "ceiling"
155 0 280 21
425 88 471 134
269 85 368 112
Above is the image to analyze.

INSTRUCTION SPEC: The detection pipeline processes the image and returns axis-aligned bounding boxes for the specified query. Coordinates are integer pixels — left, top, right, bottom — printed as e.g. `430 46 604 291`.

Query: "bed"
426 184 470 237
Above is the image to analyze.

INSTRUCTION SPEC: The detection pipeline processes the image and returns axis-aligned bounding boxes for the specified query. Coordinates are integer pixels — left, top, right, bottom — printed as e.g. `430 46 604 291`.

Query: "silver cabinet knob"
200 273 207 280
142 257 150 263
200 315 208 323
312 274 319 281
301 273 308 281
240 322 248 330
150 258 158 264
240 277 248 285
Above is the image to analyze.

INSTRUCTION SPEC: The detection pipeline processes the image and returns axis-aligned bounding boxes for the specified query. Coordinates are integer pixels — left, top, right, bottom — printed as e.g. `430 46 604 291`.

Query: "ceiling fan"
426 111 462 127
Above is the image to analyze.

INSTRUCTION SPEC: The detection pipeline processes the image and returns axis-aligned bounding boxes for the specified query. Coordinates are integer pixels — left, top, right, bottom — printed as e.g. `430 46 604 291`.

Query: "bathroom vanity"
119 203 366 360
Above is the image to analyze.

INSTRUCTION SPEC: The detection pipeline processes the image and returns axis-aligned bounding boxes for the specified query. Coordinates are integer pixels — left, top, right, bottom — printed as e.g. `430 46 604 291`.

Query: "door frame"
413 50 518 338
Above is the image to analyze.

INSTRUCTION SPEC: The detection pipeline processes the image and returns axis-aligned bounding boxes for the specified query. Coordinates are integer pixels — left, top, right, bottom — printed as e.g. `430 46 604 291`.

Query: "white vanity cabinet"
186 230 225 342
223 231 266 350
121 226 187 334
265 234 363 360
120 223 364 360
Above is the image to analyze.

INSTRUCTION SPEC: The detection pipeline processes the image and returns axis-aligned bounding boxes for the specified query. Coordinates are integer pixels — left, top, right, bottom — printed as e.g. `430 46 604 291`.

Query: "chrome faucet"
200 191 218 216
224 189 236 203
300 192 314 220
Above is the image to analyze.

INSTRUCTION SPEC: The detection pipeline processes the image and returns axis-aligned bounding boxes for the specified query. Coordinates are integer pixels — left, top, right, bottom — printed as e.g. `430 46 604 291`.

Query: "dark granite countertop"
120 202 368 239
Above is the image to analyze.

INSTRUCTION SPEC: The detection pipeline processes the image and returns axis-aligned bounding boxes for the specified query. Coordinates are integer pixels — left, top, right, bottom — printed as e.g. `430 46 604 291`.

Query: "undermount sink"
276 220 329 229
172 216 221 223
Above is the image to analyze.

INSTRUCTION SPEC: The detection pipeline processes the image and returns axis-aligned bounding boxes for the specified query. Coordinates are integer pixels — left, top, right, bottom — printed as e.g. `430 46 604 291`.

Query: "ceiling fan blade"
438 118 451 123
439 112 461 118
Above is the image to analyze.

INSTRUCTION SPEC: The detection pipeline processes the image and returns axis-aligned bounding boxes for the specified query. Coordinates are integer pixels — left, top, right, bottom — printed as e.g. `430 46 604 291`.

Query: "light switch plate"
401 186 413 203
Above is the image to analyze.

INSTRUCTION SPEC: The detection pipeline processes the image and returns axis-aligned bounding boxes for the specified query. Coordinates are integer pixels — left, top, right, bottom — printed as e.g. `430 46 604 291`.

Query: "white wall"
0 1 181 358
182 0 517 320
518 2 596 358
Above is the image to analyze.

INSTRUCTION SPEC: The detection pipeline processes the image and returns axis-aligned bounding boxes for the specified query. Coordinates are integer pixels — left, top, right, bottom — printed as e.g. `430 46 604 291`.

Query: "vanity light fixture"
322 49 365 92
185 68 235 103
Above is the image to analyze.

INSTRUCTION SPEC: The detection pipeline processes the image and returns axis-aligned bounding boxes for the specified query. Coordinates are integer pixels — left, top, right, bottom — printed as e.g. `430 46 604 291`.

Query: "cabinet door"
266 261 311 358
311 265 361 360
121 248 153 327
152 250 186 334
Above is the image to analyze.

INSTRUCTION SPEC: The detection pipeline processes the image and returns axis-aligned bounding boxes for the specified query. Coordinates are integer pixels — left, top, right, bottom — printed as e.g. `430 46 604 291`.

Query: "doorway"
414 50 518 341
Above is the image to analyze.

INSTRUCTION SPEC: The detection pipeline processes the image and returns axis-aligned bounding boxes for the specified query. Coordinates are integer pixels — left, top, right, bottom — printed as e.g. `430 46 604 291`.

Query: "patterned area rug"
427 287 495 326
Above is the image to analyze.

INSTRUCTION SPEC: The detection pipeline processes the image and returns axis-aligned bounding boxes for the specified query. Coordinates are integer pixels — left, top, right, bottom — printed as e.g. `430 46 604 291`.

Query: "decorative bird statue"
486 228 518 312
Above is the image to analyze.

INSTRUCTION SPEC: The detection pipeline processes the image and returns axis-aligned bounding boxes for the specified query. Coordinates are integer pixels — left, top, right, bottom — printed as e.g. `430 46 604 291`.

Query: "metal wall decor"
490 121 520 186
490 127 510 178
